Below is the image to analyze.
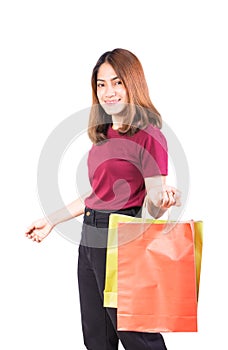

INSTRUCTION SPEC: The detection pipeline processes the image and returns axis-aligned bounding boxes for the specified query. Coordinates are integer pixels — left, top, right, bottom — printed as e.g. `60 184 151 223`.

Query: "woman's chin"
101 103 127 116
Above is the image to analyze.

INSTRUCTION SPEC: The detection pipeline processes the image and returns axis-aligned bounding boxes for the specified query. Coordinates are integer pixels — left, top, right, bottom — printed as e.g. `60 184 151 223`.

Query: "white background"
1 0 227 349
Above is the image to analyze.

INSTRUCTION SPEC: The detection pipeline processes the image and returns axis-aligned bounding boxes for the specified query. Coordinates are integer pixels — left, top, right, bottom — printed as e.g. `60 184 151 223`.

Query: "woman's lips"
104 99 120 104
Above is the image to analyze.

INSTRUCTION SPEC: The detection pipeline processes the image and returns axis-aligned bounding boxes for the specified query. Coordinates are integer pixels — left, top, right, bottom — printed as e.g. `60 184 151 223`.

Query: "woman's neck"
111 115 123 130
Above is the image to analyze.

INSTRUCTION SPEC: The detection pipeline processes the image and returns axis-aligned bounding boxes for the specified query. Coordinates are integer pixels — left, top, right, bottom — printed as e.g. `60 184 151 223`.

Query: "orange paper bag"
117 221 198 332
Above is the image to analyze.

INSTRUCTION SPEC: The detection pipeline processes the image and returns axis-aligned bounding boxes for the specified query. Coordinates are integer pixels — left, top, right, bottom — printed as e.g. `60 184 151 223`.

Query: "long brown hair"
88 48 162 144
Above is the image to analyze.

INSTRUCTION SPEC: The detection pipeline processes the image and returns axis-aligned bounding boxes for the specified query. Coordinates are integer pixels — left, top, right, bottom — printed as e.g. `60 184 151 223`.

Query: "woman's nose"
105 85 116 97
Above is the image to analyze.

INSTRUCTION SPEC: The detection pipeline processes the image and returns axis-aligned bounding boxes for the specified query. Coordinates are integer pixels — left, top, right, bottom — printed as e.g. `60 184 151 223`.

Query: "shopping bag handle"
142 195 172 234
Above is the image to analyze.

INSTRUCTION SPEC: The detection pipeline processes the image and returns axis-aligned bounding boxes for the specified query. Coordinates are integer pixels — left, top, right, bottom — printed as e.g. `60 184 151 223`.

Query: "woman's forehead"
97 62 118 81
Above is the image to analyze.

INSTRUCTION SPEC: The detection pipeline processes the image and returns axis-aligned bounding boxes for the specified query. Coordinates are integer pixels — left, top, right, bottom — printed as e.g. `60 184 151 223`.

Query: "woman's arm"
144 176 181 219
25 193 88 243
48 196 86 227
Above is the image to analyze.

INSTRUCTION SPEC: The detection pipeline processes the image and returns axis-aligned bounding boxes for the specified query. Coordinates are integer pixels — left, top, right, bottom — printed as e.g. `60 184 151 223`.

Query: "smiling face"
96 62 128 117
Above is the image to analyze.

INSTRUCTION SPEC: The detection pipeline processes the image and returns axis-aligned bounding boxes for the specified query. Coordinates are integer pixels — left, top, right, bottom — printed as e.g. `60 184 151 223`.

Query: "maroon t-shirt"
85 124 168 210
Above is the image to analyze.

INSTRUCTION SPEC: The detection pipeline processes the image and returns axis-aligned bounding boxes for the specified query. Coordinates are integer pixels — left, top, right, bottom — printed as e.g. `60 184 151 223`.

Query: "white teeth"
105 100 119 104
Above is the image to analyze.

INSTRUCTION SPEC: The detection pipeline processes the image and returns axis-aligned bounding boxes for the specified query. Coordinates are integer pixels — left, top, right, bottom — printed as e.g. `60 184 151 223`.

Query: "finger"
173 191 181 206
25 226 39 237
35 231 47 243
29 230 37 239
168 192 182 207
165 187 182 198
174 198 182 207
25 220 46 235
25 229 33 236
161 191 175 208
36 236 42 243
25 224 36 234
161 191 169 207
37 234 44 243
32 231 39 241
173 189 181 198
168 192 176 206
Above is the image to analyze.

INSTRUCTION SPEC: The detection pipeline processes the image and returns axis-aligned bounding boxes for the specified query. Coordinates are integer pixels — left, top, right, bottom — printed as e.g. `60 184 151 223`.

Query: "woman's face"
96 62 128 116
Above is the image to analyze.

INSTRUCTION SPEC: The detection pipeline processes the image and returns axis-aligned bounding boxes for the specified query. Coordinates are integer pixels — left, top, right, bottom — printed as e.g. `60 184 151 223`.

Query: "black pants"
77 207 167 350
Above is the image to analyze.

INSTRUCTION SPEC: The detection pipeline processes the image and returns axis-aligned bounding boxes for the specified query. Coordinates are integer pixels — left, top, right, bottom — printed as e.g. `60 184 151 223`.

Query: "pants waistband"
83 206 142 227
85 206 141 216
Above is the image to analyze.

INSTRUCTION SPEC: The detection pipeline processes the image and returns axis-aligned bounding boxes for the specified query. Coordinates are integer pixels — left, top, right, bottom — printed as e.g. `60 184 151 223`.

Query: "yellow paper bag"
194 221 203 299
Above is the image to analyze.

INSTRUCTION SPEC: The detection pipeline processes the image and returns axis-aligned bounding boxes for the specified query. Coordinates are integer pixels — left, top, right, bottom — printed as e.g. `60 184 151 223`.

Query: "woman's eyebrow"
97 76 119 82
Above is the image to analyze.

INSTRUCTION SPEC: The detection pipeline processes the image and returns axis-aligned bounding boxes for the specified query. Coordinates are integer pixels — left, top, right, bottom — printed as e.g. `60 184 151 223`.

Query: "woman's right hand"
25 218 54 243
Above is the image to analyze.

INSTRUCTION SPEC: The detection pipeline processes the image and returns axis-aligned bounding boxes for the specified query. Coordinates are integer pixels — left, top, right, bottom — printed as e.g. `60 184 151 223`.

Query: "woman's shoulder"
137 124 166 143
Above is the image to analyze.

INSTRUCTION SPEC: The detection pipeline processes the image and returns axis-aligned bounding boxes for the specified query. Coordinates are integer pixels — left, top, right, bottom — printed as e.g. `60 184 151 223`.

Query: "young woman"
25 48 181 350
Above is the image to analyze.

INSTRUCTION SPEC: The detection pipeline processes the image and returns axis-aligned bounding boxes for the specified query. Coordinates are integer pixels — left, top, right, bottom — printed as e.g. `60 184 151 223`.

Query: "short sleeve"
140 126 168 178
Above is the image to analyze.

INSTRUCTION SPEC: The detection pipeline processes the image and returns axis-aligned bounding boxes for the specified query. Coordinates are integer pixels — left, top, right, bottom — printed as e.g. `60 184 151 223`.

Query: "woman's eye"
97 83 104 88
115 80 122 85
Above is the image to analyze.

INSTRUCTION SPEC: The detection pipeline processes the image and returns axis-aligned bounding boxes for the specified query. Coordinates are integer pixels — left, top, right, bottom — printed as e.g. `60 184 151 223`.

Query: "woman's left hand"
148 185 181 209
